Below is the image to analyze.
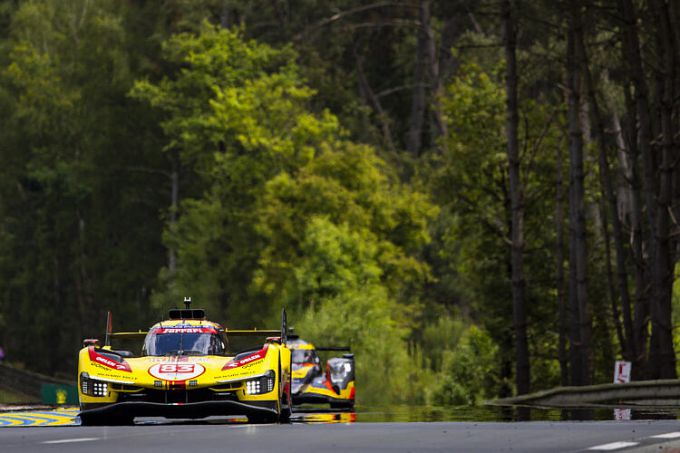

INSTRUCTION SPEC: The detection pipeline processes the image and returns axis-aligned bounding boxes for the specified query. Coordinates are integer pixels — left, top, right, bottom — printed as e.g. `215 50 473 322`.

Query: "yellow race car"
77 298 292 425
288 336 355 409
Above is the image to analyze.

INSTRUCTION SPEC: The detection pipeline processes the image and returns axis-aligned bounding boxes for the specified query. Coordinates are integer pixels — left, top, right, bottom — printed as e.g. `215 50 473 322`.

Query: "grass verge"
0 387 38 404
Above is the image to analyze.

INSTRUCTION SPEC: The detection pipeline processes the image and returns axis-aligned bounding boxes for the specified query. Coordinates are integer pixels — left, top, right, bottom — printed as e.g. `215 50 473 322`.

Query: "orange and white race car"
288 336 355 409
77 298 292 425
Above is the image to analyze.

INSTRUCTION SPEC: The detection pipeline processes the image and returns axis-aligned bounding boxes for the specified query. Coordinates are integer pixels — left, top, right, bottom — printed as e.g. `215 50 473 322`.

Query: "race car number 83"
160 364 195 373
148 363 206 380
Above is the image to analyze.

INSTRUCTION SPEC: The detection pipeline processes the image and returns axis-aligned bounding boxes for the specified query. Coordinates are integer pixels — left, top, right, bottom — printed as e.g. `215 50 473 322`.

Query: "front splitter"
293 393 353 407
79 400 278 424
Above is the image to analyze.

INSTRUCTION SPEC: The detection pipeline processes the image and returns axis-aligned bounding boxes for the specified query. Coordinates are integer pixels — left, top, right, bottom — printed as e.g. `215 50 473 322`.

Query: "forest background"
0 0 679 406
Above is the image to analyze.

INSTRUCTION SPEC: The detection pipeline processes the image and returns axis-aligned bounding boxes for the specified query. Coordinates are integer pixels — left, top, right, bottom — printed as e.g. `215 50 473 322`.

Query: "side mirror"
83 339 100 347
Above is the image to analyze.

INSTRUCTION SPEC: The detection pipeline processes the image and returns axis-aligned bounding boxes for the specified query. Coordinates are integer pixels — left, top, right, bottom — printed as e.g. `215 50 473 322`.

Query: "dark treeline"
0 0 678 404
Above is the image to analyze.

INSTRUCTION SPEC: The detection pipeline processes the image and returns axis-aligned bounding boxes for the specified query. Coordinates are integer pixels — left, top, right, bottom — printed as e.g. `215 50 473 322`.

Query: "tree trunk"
649 0 677 379
576 26 634 361
406 0 448 155
422 0 446 143
406 1 428 156
621 83 650 379
670 1 680 262
354 43 396 153
503 0 530 396
598 195 627 353
168 149 179 275
556 140 569 386
619 0 655 379
567 0 591 386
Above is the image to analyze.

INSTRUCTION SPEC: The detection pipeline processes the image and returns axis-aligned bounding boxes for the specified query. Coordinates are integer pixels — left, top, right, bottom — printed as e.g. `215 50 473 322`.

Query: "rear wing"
316 346 351 352
105 328 283 338
92 307 290 344
224 329 281 337
224 308 289 341
110 331 148 340
108 329 283 339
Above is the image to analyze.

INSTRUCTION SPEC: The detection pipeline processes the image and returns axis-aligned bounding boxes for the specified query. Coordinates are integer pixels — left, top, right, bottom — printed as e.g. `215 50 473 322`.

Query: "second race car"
288 336 355 409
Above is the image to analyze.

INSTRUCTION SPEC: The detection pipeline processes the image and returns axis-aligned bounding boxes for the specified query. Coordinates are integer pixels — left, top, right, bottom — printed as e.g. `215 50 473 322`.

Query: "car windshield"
143 327 225 356
292 349 317 364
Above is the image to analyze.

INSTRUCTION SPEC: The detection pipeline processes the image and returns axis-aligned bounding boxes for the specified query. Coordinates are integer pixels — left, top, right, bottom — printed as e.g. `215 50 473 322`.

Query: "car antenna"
177 296 193 355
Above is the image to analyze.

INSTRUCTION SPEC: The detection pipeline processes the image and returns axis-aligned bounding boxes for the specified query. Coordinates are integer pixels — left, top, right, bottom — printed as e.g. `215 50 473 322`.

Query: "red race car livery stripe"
88 347 132 372
168 380 187 390
222 345 269 370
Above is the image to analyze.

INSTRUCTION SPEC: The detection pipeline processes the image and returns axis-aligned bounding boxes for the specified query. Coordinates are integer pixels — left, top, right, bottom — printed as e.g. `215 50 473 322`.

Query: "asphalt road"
2 420 680 452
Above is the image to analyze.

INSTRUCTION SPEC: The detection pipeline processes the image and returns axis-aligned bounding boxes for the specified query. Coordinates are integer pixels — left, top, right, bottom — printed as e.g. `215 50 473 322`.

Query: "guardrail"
489 379 680 407
0 363 75 400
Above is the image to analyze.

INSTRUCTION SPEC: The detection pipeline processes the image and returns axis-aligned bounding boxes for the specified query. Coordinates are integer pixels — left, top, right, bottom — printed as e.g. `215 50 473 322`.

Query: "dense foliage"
1 0 679 405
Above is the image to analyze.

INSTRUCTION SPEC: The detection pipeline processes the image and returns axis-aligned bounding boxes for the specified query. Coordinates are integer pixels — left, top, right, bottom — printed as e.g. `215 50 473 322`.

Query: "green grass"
0 387 38 404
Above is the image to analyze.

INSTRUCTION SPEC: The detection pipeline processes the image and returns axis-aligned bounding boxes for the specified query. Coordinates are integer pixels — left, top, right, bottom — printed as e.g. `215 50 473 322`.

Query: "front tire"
278 361 292 424
279 391 292 423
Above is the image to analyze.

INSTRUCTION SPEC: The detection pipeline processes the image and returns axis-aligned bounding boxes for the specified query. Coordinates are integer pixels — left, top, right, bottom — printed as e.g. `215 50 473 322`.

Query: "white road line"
651 432 680 439
588 441 639 451
41 437 100 444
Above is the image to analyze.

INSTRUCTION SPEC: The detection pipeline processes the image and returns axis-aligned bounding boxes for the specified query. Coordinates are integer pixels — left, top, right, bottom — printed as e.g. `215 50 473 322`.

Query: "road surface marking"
588 441 639 451
42 437 100 444
0 416 24 427
651 432 680 439
0 410 78 427
0 414 52 427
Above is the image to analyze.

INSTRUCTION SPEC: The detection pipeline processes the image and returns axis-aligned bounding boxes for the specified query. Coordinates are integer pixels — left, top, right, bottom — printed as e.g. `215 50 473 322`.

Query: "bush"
431 325 499 405
296 288 414 405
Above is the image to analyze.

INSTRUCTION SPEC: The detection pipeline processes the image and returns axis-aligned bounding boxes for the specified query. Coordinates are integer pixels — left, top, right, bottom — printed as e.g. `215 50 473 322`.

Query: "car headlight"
244 370 275 395
80 372 109 397
92 381 109 397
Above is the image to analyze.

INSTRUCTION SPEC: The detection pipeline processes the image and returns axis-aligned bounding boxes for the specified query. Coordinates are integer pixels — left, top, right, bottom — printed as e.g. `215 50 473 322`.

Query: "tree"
502 0 530 396
575 3 634 364
133 23 437 402
0 0 166 373
618 0 655 377
648 0 676 379
566 0 592 386
131 23 317 320
425 54 564 394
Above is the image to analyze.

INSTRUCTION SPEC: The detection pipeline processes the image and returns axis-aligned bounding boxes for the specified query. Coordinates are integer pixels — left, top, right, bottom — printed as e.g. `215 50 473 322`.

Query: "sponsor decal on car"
147 356 211 363
222 345 268 370
88 348 132 372
154 327 218 334
148 363 206 381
